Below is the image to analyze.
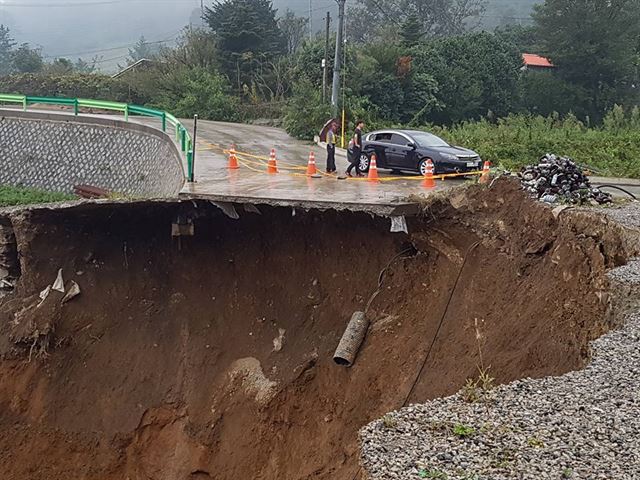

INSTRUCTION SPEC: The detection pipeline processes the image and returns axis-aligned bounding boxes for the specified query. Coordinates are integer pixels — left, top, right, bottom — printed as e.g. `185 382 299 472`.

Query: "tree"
12 44 43 73
162 27 218 70
46 58 74 75
400 14 423 48
533 0 640 120
279 9 308 55
348 0 487 44
74 57 99 74
0 25 16 75
204 0 285 89
494 25 539 54
411 32 522 124
126 35 158 66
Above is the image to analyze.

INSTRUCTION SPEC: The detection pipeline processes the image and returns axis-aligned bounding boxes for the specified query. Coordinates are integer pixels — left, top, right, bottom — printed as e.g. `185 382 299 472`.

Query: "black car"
358 129 482 175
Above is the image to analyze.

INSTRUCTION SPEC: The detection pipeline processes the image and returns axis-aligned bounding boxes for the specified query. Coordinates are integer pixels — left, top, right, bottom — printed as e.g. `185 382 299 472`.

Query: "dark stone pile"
520 154 612 205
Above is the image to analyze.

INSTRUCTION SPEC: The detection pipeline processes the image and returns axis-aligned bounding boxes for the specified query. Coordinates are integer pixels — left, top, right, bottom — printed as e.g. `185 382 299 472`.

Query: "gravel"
360 216 640 480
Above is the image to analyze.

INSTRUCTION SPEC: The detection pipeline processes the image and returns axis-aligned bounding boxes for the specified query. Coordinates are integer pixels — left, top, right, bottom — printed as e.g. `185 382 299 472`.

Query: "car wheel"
359 153 371 173
418 158 434 176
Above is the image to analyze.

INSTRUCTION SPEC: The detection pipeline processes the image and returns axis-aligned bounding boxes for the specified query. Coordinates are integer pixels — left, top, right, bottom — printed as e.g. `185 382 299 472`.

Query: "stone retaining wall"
0 110 184 197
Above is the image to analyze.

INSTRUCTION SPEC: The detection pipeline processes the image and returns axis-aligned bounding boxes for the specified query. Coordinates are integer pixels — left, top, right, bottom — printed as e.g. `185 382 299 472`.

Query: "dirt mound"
0 179 631 480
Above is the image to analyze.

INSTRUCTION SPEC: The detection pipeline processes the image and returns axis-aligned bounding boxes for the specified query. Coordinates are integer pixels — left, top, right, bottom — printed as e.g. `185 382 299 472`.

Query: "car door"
386 133 414 168
368 132 393 168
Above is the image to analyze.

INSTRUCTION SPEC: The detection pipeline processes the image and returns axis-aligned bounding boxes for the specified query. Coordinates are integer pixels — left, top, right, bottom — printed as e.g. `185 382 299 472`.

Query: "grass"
431 110 640 179
418 468 448 479
452 424 475 438
0 185 75 207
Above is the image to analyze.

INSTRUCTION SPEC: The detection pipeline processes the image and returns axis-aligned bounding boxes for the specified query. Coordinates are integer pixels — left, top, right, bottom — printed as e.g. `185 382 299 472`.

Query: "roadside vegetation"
0 185 74 207
0 0 638 175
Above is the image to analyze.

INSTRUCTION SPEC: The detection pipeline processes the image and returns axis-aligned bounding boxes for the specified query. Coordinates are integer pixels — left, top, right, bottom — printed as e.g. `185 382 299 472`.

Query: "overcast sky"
0 0 534 73
0 0 336 72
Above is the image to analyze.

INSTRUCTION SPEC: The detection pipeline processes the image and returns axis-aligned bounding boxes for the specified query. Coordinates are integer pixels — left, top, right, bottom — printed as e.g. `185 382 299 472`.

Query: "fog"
0 0 534 73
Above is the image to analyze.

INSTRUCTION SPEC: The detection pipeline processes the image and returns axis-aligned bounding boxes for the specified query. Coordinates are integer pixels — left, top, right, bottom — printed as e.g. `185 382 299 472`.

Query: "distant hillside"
272 0 540 34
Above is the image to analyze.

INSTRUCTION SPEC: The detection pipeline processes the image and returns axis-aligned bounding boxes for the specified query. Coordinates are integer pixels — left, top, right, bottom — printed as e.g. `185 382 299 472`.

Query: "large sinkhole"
0 179 630 480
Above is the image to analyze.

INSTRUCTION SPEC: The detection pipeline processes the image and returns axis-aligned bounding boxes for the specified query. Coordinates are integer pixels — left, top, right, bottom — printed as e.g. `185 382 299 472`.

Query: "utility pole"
309 0 313 40
322 11 331 103
331 0 346 115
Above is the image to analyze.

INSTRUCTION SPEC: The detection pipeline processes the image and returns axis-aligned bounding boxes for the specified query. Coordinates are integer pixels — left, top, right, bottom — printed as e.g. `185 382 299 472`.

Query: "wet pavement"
176 119 466 212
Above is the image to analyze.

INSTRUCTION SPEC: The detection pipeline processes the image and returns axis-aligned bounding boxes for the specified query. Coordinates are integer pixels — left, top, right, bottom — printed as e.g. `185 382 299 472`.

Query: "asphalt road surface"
176 119 467 208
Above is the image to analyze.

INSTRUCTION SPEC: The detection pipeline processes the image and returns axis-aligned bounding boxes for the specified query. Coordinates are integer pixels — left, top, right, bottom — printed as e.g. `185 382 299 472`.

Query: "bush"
283 80 332 139
428 109 640 178
151 67 240 122
0 73 150 104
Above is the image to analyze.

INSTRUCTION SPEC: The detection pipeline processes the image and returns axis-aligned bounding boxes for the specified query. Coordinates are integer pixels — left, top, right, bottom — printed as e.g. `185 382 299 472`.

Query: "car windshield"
410 132 450 148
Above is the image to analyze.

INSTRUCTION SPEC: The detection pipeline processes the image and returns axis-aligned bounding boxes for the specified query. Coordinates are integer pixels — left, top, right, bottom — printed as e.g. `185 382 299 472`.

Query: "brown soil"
0 179 630 480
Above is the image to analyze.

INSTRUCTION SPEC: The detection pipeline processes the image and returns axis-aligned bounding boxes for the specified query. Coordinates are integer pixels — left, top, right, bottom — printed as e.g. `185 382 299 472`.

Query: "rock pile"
519 154 612 205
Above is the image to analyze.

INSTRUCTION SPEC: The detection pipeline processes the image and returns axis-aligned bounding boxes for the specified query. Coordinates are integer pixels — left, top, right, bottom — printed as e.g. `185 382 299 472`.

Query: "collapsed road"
0 178 637 480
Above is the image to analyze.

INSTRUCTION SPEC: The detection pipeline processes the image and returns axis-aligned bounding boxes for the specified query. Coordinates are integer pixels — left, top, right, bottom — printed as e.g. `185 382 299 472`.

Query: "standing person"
346 120 365 177
326 122 337 173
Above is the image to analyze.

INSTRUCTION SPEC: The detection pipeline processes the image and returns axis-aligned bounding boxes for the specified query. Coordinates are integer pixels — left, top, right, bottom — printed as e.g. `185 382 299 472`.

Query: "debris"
212 201 240 220
272 328 286 352
62 281 81 304
52 269 65 293
390 216 408 234
519 154 612 205
244 203 261 215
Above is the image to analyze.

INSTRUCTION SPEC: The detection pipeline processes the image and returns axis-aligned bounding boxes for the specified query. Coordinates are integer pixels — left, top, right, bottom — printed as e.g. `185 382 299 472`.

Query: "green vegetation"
452 424 476 438
418 468 448 479
0 185 75 207
433 108 640 178
1 0 638 176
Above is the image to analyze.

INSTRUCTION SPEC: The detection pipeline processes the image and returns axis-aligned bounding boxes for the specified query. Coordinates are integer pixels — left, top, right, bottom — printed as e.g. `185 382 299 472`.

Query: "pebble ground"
360 205 640 480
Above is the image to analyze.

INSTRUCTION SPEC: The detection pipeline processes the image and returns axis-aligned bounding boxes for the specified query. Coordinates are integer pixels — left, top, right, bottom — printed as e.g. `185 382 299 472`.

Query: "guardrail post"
73 99 79 115
189 114 198 183
22 97 26 112
161 113 167 132
124 104 129 122
187 150 193 182
180 127 186 152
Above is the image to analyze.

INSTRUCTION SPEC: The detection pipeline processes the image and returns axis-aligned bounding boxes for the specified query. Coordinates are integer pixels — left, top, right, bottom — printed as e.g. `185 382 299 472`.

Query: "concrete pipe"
333 311 370 367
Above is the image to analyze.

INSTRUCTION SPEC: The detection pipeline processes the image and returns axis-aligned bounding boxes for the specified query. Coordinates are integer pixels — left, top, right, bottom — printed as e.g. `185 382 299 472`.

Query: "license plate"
466 162 478 167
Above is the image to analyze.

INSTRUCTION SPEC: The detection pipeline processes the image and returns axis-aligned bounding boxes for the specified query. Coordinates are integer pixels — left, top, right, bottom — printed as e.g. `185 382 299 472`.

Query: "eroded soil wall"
0 180 630 480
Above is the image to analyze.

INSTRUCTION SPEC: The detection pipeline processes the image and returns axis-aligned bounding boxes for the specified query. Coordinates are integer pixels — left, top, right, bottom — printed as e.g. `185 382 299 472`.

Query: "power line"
43 30 182 58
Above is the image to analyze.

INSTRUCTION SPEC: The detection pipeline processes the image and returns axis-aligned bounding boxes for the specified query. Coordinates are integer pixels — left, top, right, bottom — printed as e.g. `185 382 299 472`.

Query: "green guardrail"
0 93 194 181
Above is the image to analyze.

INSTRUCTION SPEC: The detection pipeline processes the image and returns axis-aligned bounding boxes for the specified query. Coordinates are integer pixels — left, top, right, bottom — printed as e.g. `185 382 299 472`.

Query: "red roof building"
522 53 555 70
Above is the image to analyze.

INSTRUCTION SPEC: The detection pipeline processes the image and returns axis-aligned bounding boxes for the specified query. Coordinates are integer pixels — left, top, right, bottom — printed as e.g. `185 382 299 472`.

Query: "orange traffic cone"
227 144 239 170
268 148 278 174
422 159 436 189
368 153 380 183
479 160 491 184
306 151 318 176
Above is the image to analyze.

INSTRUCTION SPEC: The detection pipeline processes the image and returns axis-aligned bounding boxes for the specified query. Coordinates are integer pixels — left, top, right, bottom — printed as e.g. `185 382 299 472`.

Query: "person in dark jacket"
346 120 365 177
326 122 337 173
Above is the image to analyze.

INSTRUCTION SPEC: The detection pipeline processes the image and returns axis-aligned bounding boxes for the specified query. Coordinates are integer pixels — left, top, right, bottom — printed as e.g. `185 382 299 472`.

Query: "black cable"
350 241 480 480
594 185 637 200
365 246 416 315
401 241 480 406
